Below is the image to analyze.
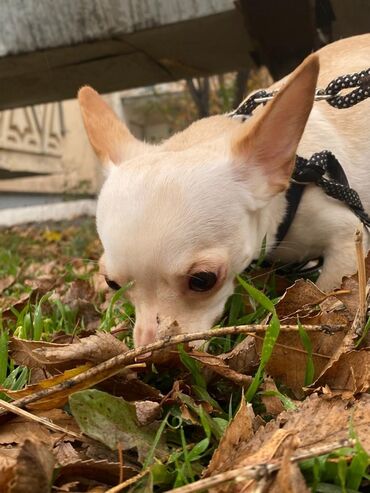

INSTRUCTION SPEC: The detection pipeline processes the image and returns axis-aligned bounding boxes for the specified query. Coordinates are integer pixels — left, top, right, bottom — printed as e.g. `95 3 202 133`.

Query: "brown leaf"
8 439 55 493
59 279 98 322
255 329 345 397
54 442 80 466
275 279 328 321
0 449 16 492
0 275 15 294
1 364 118 410
97 375 161 402
206 393 370 493
189 351 252 386
54 459 138 487
206 398 256 477
9 338 71 370
268 439 310 493
220 336 259 375
0 292 32 318
10 332 128 370
335 252 370 317
0 418 55 446
312 348 370 397
134 401 161 426
261 377 284 417
310 290 370 395
35 332 128 365
0 409 80 447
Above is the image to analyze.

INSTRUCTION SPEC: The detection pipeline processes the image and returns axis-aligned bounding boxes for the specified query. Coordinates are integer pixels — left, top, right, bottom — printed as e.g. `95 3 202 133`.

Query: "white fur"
81 35 370 346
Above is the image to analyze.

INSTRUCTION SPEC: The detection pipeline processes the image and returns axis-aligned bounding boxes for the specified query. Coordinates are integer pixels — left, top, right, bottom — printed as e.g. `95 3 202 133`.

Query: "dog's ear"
232 54 319 196
78 86 146 165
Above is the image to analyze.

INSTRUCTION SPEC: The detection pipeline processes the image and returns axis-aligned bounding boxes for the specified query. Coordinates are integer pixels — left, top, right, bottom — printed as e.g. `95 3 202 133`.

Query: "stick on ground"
0 323 345 416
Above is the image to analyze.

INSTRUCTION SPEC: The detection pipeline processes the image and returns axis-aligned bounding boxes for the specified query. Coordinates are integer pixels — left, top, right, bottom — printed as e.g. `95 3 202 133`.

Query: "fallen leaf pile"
0 219 369 492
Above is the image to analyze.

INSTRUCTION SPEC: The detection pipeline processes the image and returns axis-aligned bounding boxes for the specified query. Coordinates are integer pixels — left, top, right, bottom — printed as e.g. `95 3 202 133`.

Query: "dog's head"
79 55 319 346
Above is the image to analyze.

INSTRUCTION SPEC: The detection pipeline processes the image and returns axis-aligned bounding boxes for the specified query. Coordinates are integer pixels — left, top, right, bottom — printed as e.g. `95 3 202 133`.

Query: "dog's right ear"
78 86 146 165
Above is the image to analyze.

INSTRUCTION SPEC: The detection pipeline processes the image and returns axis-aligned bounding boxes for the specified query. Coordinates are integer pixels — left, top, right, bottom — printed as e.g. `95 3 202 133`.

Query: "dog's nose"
133 324 157 347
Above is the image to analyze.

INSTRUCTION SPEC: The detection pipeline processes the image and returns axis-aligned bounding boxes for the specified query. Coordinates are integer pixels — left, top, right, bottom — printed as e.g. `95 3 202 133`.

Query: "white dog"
79 34 370 347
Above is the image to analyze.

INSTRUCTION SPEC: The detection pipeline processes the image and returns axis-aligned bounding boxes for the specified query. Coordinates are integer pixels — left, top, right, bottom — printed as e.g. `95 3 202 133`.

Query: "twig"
105 469 149 493
165 438 355 493
355 228 367 332
0 398 83 440
118 442 124 483
0 324 345 416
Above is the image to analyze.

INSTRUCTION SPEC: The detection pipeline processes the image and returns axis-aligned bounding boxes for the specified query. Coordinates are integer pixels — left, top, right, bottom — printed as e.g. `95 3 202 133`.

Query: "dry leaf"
0 275 15 294
9 338 72 370
1 363 130 410
7 439 55 493
135 401 161 426
275 279 328 321
206 393 370 492
206 398 256 477
54 442 80 466
312 348 370 397
10 332 128 370
261 377 284 417
54 459 137 487
255 329 345 397
220 336 259 375
189 351 252 386
335 253 370 317
268 439 310 493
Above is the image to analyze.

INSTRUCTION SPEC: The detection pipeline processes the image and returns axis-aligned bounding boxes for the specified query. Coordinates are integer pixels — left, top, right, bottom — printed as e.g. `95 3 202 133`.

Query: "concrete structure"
0 0 368 109
0 0 369 225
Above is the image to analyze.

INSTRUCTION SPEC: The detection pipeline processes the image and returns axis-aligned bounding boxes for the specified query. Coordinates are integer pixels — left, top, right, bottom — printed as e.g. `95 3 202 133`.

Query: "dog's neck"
250 192 288 260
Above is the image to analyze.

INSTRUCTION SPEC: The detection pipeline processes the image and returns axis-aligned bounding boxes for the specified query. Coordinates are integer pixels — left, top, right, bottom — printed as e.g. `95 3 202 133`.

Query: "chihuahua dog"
79 34 370 347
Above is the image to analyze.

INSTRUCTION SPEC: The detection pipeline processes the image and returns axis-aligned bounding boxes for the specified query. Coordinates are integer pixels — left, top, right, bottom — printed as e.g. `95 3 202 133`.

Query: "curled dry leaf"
206 397 256 477
220 336 259 375
268 438 310 493
310 286 370 397
134 401 161 426
1 360 139 411
275 279 328 322
9 338 72 371
205 393 370 493
335 252 370 318
254 329 345 398
311 348 370 397
54 442 81 466
250 276 354 397
54 459 138 487
0 275 15 294
0 292 32 318
2 439 55 493
10 332 128 371
189 351 252 387
261 377 284 417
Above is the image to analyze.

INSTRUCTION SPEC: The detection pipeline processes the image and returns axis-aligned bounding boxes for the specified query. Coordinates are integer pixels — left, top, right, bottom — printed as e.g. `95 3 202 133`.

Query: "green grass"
0 218 368 492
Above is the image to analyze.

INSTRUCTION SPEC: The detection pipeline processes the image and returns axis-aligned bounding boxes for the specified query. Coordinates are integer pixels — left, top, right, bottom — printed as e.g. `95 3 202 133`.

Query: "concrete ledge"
0 199 97 227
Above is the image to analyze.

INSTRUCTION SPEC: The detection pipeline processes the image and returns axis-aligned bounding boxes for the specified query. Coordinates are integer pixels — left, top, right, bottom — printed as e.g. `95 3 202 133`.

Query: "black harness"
230 68 370 248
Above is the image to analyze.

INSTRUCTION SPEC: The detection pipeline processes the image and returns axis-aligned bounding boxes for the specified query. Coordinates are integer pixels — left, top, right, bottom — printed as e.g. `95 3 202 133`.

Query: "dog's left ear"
78 86 148 165
232 54 319 197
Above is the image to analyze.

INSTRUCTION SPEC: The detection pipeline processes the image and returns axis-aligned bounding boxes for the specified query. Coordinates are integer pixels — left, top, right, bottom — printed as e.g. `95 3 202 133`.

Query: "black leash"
230 68 370 247
231 68 370 118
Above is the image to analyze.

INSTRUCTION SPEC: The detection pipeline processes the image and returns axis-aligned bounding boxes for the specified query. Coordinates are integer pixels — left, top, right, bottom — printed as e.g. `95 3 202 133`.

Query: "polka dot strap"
322 68 370 109
229 68 370 118
293 151 370 228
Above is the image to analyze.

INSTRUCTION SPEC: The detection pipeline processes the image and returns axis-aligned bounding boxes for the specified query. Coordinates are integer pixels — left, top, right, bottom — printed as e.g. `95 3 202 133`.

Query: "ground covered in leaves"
0 218 369 492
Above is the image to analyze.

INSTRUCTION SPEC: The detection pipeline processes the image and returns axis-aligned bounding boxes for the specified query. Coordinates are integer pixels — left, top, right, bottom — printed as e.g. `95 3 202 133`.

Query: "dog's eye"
188 272 217 292
105 277 121 290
